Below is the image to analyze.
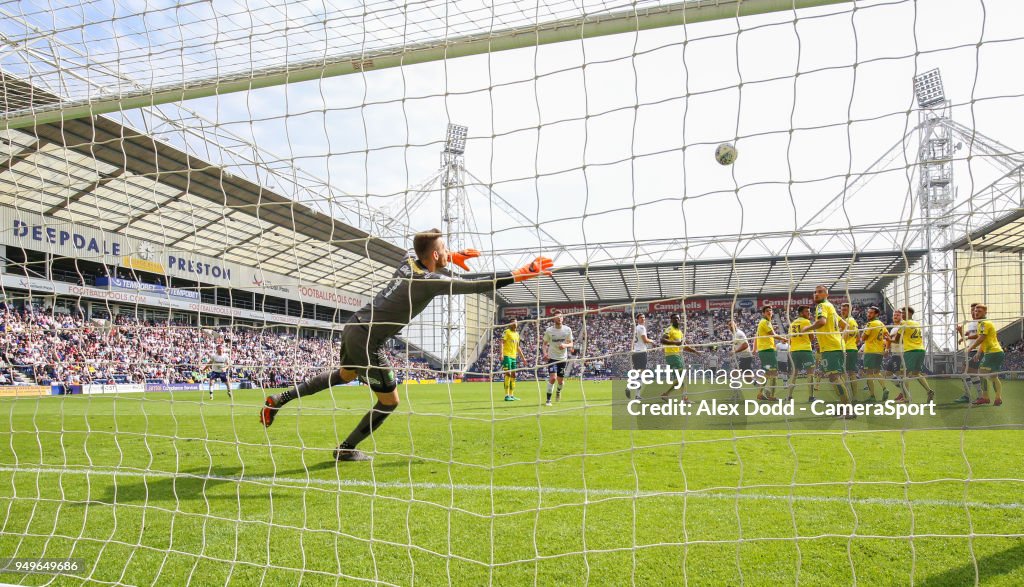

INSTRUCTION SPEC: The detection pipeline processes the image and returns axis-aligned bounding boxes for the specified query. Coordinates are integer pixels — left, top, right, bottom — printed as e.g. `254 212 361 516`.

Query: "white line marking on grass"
2 465 1023 512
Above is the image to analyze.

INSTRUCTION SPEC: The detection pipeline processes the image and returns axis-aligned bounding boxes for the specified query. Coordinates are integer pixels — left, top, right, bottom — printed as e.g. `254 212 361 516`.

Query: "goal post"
0 0 854 130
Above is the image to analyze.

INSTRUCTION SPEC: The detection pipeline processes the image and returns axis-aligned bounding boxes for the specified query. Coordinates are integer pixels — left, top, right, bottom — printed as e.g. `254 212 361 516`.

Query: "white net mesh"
2 0 1024 584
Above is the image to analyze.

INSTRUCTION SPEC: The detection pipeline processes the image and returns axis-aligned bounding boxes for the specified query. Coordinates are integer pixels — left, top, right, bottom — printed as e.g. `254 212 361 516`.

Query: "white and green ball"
715 143 738 166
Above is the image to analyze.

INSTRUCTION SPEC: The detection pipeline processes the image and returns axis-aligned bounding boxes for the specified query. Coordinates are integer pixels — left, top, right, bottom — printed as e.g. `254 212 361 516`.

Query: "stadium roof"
945 208 1024 254
0 76 405 295
497 249 927 306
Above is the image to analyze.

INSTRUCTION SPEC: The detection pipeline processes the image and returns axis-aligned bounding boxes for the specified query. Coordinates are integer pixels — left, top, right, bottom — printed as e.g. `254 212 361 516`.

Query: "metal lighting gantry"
913 68 957 357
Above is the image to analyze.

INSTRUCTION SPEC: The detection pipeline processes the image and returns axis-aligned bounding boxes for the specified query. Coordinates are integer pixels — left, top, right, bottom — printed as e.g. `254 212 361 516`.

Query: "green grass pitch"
2 379 1023 585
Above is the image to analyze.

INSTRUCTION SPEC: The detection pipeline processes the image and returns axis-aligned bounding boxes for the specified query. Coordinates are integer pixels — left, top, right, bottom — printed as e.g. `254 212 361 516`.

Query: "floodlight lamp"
445 124 468 155
913 69 945 108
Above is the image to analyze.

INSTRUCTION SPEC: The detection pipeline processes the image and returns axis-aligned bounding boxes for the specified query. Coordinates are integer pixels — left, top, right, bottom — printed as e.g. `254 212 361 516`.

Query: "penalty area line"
1 465 1023 512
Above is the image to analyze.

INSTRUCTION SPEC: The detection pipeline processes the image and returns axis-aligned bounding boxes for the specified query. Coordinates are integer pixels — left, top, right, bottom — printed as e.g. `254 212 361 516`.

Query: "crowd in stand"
0 305 446 388
1 301 1019 388
0 306 333 386
1001 340 1024 373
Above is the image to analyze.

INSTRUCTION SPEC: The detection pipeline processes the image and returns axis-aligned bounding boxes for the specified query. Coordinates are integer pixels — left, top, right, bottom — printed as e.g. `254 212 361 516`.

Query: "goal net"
1 0 1023 584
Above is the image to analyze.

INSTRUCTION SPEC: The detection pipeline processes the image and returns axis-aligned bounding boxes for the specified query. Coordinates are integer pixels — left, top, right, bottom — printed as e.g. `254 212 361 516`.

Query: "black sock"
280 370 344 405
342 402 397 449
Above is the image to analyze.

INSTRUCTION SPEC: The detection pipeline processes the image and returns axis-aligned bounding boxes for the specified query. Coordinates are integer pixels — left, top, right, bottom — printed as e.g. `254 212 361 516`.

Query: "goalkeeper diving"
260 229 554 461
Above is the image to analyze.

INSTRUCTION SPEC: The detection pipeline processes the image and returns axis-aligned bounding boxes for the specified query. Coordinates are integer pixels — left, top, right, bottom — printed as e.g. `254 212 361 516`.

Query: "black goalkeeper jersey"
349 251 515 343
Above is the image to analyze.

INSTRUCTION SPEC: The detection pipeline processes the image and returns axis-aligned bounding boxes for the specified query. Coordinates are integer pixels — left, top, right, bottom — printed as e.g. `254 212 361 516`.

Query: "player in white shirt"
629 314 656 400
206 343 232 400
776 341 790 385
729 320 754 370
542 310 574 406
955 303 984 403
883 310 903 401
728 320 754 400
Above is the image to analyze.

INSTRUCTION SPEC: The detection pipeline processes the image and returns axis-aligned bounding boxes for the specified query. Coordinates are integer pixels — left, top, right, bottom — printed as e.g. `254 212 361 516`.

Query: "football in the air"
715 143 738 166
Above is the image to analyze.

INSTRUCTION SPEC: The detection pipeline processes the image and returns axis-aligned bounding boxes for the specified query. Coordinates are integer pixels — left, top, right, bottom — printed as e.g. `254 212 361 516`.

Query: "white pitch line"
1 465 1023 512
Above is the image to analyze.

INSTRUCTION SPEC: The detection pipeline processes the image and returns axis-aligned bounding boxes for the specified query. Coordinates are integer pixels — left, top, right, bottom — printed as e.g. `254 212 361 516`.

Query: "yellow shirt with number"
789 318 812 351
863 319 887 354
814 300 845 352
756 318 776 351
502 329 520 358
842 316 858 351
663 325 683 355
901 320 925 352
977 320 1003 353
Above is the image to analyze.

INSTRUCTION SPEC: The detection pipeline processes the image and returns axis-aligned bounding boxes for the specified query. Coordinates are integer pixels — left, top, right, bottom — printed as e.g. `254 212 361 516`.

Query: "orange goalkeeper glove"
512 257 554 282
449 248 481 271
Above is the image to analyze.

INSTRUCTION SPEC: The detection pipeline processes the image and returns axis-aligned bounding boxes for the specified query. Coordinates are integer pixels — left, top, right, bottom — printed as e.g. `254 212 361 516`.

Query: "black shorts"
631 352 648 370
340 324 396 392
547 360 568 378
209 371 229 383
967 354 983 370
737 356 754 370
884 355 903 374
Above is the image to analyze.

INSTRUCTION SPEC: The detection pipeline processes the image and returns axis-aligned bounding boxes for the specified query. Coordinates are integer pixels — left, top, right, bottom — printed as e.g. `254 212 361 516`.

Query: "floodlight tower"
913 68 956 359
442 124 469 251
440 124 470 372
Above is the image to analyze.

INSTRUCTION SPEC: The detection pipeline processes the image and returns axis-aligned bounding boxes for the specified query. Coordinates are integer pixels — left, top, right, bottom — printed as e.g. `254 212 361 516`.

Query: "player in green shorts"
802 286 854 411
895 307 935 404
967 304 1005 406
755 306 789 401
858 306 892 402
500 319 526 401
839 303 861 399
787 306 817 402
659 313 700 401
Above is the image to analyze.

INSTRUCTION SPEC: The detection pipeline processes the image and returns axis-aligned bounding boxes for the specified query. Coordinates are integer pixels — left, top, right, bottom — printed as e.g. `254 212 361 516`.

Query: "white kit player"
629 313 655 400
956 303 984 403
543 309 574 406
729 320 754 370
206 343 232 400
776 340 790 384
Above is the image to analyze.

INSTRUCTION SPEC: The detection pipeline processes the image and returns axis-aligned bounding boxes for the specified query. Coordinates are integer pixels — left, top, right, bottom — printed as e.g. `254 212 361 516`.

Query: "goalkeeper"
260 229 554 461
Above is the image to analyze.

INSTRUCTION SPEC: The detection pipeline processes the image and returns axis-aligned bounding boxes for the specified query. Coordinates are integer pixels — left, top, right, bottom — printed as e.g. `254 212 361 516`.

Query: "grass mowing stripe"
2 464 1022 512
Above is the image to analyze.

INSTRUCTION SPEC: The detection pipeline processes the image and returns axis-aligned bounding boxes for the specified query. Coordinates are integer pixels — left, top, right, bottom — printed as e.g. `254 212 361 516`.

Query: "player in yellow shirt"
787 306 816 402
966 303 1004 406
500 319 526 401
659 313 700 400
755 306 789 401
801 285 852 409
858 306 892 402
896 306 935 404
839 303 860 397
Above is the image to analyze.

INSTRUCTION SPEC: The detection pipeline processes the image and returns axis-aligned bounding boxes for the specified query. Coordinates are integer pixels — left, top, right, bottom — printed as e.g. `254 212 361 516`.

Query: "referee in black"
260 229 553 461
